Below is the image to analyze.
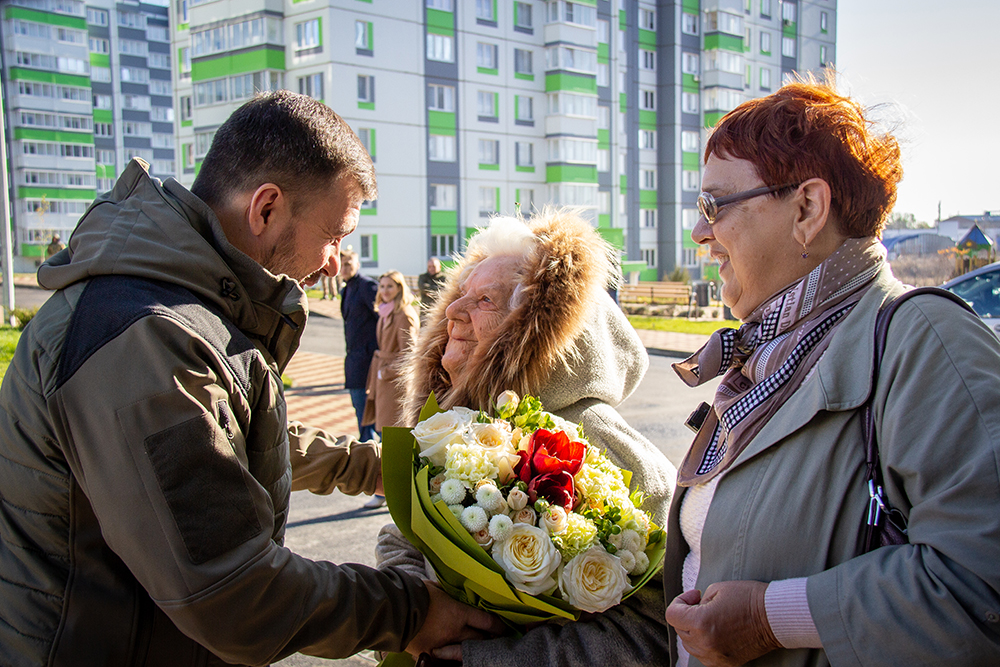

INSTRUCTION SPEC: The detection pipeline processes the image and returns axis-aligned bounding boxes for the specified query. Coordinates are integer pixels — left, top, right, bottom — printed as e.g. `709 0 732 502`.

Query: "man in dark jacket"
0 91 499 666
339 247 378 442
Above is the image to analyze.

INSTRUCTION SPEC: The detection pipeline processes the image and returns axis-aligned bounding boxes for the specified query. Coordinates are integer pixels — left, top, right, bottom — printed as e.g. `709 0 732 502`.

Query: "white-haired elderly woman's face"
441 254 521 379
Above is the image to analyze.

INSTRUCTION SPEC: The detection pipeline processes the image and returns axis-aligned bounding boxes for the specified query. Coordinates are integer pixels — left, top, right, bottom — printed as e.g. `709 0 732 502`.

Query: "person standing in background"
339 248 378 442
361 270 419 509
417 257 446 324
46 234 65 259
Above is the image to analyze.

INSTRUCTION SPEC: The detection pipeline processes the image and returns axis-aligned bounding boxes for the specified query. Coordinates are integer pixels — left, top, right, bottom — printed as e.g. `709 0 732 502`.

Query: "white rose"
495 390 520 417
473 528 494 550
413 410 473 466
541 506 568 535
507 488 529 512
493 523 561 596
513 507 537 525
558 547 632 613
429 473 446 495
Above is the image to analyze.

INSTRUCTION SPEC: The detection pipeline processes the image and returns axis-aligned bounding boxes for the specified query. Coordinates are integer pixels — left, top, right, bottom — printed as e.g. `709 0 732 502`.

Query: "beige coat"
363 303 419 431
664 265 1000 666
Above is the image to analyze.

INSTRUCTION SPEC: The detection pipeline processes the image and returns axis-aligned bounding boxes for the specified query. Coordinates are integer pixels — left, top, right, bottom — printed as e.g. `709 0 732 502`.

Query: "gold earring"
801 242 809 259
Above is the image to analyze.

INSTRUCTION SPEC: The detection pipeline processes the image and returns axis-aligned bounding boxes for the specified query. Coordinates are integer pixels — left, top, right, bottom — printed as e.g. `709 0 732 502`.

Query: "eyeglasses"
697 183 801 224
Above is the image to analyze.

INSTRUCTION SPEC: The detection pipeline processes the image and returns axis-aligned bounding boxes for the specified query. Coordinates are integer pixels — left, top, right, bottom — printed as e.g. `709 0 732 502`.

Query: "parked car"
940 261 1000 336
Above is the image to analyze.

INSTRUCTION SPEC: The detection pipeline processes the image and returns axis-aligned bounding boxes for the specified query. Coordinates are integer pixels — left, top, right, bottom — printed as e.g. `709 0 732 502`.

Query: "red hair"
705 75 902 238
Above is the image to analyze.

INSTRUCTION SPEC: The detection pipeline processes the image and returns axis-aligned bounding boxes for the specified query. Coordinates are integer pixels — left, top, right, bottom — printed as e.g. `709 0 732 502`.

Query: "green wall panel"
545 73 597 94
704 111 725 128
546 164 597 183
704 33 743 52
683 152 701 169
427 8 454 35
428 111 456 134
18 187 95 200
90 53 109 68
597 227 624 249
639 189 657 207
14 127 93 144
639 110 656 129
191 46 285 81
5 6 86 29
638 29 656 48
430 210 458 234
10 67 89 88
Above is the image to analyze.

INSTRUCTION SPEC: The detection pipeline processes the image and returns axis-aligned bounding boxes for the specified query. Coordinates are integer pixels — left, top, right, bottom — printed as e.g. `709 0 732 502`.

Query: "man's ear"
247 183 284 238
791 178 832 247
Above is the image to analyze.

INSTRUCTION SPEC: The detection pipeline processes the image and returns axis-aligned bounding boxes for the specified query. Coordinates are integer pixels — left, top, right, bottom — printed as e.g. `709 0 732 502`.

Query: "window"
356 128 374 160
682 13 698 35
118 11 146 29
639 130 656 150
145 25 168 42
682 92 699 114
820 45 829 66
760 66 771 90
781 1 796 23
357 75 374 104
299 73 323 100
597 106 610 129
428 134 456 161
515 141 533 167
515 95 533 122
179 48 191 79
597 19 609 43
93 94 112 109
426 0 453 9
642 248 656 268
91 67 111 83
87 7 108 25
781 36 796 57
123 121 152 137
682 52 699 75
681 130 699 153
122 94 151 111
820 11 828 32
149 79 172 96
760 0 771 18
478 91 497 118
180 96 192 121
547 92 597 118
597 149 609 172
478 187 498 216
515 2 533 30
148 52 170 70
706 11 744 35
641 49 656 71
641 169 656 189
89 37 109 53
427 33 453 62
597 63 609 87
476 0 494 21
682 170 700 191
517 189 536 212
547 1 596 27
514 48 533 76
643 209 657 228
761 31 771 54
639 8 655 30
94 122 113 137
703 87 743 111
120 39 148 57
120 67 149 84
431 235 456 258
429 184 456 209
478 139 499 165
682 208 700 230
357 235 375 261
296 19 321 51
477 42 498 69
96 149 115 164
547 138 597 163
641 89 655 111
152 134 174 149
546 46 597 73
194 79 227 107
355 21 371 50
176 0 188 24
428 84 455 111
150 106 175 122
705 50 745 75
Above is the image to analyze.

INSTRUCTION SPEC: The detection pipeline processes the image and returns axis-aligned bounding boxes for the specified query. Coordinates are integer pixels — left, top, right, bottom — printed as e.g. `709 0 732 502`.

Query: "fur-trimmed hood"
402 208 631 422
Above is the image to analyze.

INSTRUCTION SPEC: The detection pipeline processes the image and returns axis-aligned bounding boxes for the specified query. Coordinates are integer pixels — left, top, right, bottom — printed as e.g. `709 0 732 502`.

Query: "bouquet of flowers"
381 391 665 657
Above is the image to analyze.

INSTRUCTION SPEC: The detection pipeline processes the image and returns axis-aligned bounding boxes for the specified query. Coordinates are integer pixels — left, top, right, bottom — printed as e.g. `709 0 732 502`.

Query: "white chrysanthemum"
447 504 465 519
617 548 636 573
630 550 650 576
429 492 443 505
620 529 643 554
475 483 507 513
489 514 514 542
445 443 500 483
461 505 489 533
549 415 583 441
440 478 467 505
608 531 624 551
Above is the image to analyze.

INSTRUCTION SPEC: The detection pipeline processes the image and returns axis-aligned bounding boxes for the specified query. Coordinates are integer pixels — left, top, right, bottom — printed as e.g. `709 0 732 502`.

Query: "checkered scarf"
673 237 885 487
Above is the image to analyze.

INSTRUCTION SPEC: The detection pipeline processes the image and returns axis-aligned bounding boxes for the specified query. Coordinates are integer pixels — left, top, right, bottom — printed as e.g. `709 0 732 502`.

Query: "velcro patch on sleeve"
143 413 262 564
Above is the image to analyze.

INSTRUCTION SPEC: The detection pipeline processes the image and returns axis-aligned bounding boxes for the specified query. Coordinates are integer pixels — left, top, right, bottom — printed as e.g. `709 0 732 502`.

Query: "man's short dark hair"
192 91 377 209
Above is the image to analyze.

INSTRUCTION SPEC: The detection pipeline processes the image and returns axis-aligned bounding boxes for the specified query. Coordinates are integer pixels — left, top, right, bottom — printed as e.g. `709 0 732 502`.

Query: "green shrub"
667 267 691 284
0 327 21 378
12 307 38 330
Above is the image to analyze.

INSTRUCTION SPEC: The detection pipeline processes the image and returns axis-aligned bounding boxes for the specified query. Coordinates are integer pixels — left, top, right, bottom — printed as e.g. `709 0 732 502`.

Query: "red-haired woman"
663 77 1000 666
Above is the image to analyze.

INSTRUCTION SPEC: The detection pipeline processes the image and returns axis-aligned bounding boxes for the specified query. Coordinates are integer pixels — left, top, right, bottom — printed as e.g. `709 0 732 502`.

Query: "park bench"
619 281 693 306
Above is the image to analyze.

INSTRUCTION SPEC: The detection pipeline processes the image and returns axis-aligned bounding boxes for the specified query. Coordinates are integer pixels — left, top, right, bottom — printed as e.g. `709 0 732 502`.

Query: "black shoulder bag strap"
860 286 977 554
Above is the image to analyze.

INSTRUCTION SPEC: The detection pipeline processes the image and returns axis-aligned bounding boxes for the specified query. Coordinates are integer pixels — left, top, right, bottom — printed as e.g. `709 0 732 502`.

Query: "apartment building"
1 0 177 271
170 0 835 279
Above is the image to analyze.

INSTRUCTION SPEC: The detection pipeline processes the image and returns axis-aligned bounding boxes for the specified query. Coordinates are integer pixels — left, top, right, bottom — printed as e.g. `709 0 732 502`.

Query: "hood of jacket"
37 159 308 370
403 210 644 421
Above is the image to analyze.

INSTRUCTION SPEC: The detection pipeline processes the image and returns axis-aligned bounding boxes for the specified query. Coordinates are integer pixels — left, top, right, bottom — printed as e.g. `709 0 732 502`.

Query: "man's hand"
664 580 780 667
405 582 506 659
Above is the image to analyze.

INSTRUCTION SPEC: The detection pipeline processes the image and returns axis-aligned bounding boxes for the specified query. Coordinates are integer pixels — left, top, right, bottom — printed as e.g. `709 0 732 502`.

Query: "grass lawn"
627 316 739 335
0 328 21 378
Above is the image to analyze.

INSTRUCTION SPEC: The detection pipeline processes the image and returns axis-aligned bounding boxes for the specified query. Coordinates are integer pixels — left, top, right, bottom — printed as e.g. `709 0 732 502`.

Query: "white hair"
459 216 537 310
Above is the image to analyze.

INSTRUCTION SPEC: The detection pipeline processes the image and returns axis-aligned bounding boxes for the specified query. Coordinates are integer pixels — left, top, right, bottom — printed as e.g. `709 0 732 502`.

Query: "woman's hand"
664 580 780 667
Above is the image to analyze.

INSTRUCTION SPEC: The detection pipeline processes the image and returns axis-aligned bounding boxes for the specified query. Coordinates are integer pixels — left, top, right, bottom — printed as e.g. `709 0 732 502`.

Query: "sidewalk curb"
645 347 693 359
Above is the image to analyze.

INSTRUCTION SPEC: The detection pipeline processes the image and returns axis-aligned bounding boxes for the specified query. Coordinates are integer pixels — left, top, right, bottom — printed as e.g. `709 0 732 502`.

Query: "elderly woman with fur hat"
376 207 678 665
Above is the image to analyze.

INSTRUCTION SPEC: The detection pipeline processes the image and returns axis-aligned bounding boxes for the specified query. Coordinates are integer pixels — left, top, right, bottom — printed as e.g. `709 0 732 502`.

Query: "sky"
835 0 1000 224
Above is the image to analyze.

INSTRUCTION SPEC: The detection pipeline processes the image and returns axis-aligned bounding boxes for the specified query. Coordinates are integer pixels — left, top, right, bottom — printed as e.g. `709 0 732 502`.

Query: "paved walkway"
282 297 709 435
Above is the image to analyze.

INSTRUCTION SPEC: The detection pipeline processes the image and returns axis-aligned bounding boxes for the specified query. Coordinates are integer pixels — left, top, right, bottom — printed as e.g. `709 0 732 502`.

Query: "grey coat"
664 266 1000 666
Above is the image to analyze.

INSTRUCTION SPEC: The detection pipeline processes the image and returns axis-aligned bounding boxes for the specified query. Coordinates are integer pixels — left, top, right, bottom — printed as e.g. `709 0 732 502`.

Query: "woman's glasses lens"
697 193 716 223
